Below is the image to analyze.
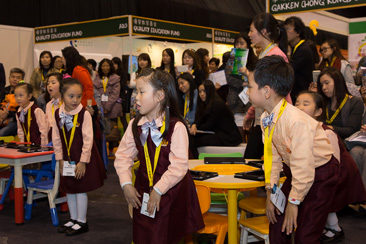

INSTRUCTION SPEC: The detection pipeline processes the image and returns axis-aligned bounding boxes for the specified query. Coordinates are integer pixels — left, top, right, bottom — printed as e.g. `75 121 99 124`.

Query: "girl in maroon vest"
15 83 48 145
114 68 204 244
295 91 366 243
53 78 106 236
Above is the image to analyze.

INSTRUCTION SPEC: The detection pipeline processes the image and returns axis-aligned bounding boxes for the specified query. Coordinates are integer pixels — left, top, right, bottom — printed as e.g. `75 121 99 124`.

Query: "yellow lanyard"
326 56 337 67
259 43 276 59
292 40 305 57
184 95 189 118
61 114 79 160
102 77 109 93
144 119 166 187
326 94 348 124
21 108 31 142
264 99 287 185
52 101 62 117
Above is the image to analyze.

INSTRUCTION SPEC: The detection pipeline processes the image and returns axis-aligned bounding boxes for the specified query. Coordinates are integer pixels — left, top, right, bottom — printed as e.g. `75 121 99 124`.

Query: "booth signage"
268 0 366 14
214 29 238 44
132 16 212 42
34 16 129 43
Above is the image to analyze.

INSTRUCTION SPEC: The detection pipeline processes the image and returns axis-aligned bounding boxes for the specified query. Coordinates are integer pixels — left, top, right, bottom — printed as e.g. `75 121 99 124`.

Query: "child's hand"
59 160 64 175
75 162 86 179
190 124 197 135
282 203 298 235
147 189 161 215
238 67 249 77
361 124 366 132
266 190 280 224
123 184 141 209
243 117 253 131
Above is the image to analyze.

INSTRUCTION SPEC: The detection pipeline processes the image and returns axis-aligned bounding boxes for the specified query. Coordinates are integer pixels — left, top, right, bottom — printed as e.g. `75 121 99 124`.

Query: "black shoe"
320 228 345 243
57 219 77 233
65 221 89 236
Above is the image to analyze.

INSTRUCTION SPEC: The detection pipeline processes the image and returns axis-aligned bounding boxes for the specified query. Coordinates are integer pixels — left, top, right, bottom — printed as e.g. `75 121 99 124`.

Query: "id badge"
270 184 286 213
140 192 156 218
101 94 109 102
63 161 76 177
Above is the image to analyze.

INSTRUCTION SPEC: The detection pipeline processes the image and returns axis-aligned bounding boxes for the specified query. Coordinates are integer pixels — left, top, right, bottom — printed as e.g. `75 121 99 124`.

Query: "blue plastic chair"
25 154 66 226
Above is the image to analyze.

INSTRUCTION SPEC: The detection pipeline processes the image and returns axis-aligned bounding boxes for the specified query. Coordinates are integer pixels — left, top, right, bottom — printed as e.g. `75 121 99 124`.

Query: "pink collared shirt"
52 103 93 163
114 115 189 195
16 101 48 145
45 98 61 130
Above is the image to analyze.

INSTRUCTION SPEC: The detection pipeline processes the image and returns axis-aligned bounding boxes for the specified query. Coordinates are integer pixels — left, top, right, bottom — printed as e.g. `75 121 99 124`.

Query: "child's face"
178 78 190 94
319 74 335 98
162 51 171 65
9 72 23 87
209 62 218 72
138 59 149 70
62 84 82 112
183 53 194 67
135 77 164 120
14 87 32 108
47 76 61 98
41 53 51 67
295 93 322 119
101 62 111 76
235 37 247 49
198 84 206 102
54 57 63 70
247 72 266 108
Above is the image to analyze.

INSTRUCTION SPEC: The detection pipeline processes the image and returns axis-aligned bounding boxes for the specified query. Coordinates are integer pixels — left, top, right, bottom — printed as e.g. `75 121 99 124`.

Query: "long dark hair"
252 13 288 55
39 51 54 70
196 80 222 122
137 53 152 75
157 48 176 79
318 39 347 71
182 49 202 71
317 67 350 109
234 32 258 71
44 72 63 103
196 48 210 78
177 73 196 111
98 58 115 78
61 46 88 76
132 69 186 146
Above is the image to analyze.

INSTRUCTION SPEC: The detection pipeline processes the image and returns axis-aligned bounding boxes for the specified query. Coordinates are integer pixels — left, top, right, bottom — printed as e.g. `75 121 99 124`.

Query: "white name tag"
101 94 109 102
239 87 250 105
63 161 76 177
140 192 156 218
270 184 286 213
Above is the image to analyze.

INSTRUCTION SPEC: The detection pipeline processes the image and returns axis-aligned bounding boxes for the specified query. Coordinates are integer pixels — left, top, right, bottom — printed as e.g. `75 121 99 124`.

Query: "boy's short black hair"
253 55 294 97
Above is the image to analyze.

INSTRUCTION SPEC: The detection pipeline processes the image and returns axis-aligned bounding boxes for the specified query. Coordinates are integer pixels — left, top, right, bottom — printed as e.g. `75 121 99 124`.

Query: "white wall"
0 25 34 84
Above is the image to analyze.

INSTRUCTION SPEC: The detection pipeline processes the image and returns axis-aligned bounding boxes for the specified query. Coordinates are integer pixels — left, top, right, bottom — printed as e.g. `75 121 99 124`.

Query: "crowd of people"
0 11 366 244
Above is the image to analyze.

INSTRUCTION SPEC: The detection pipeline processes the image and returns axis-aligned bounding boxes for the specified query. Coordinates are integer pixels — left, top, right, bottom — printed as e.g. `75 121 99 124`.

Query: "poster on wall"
348 33 366 68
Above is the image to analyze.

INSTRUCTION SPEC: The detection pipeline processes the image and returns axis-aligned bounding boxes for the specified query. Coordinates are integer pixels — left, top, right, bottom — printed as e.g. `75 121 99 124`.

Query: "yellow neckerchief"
326 94 348 124
184 94 189 118
102 76 109 93
264 99 287 185
259 42 276 59
21 108 31 142
292 39 305 58
326 56 337 67
61 113 79 162
144 119 166 187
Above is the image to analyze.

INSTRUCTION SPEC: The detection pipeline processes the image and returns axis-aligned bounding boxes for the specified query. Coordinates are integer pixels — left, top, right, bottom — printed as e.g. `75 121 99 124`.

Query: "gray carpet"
1 160 366 244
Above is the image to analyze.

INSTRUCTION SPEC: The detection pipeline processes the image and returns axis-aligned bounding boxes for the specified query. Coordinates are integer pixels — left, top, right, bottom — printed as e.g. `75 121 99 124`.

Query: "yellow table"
189 160 265 244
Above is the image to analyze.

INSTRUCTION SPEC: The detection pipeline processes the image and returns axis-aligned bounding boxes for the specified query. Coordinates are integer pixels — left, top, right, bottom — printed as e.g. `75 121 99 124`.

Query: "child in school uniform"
247 55 339 244
295 91 366 243
114 68 204 244
45 72 63 142
53 78 106 236
15 83 48 145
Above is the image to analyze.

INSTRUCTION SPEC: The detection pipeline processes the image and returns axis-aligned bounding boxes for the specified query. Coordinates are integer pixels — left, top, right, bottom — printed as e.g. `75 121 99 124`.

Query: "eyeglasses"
320 47 331 53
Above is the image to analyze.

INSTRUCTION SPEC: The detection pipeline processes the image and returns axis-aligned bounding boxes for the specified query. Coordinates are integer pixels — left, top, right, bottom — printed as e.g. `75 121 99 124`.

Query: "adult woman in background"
157 48 176 80
181 49 205 87
30 50 57 98
53 55 64 73
112 57 128 130
190 80 242 158
196 48 210 78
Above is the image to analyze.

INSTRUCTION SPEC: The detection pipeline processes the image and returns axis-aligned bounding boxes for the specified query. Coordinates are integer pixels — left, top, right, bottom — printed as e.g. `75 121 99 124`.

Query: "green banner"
34 16 129 43
132 16 212 42
214 29 238 45
268 0 366 15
